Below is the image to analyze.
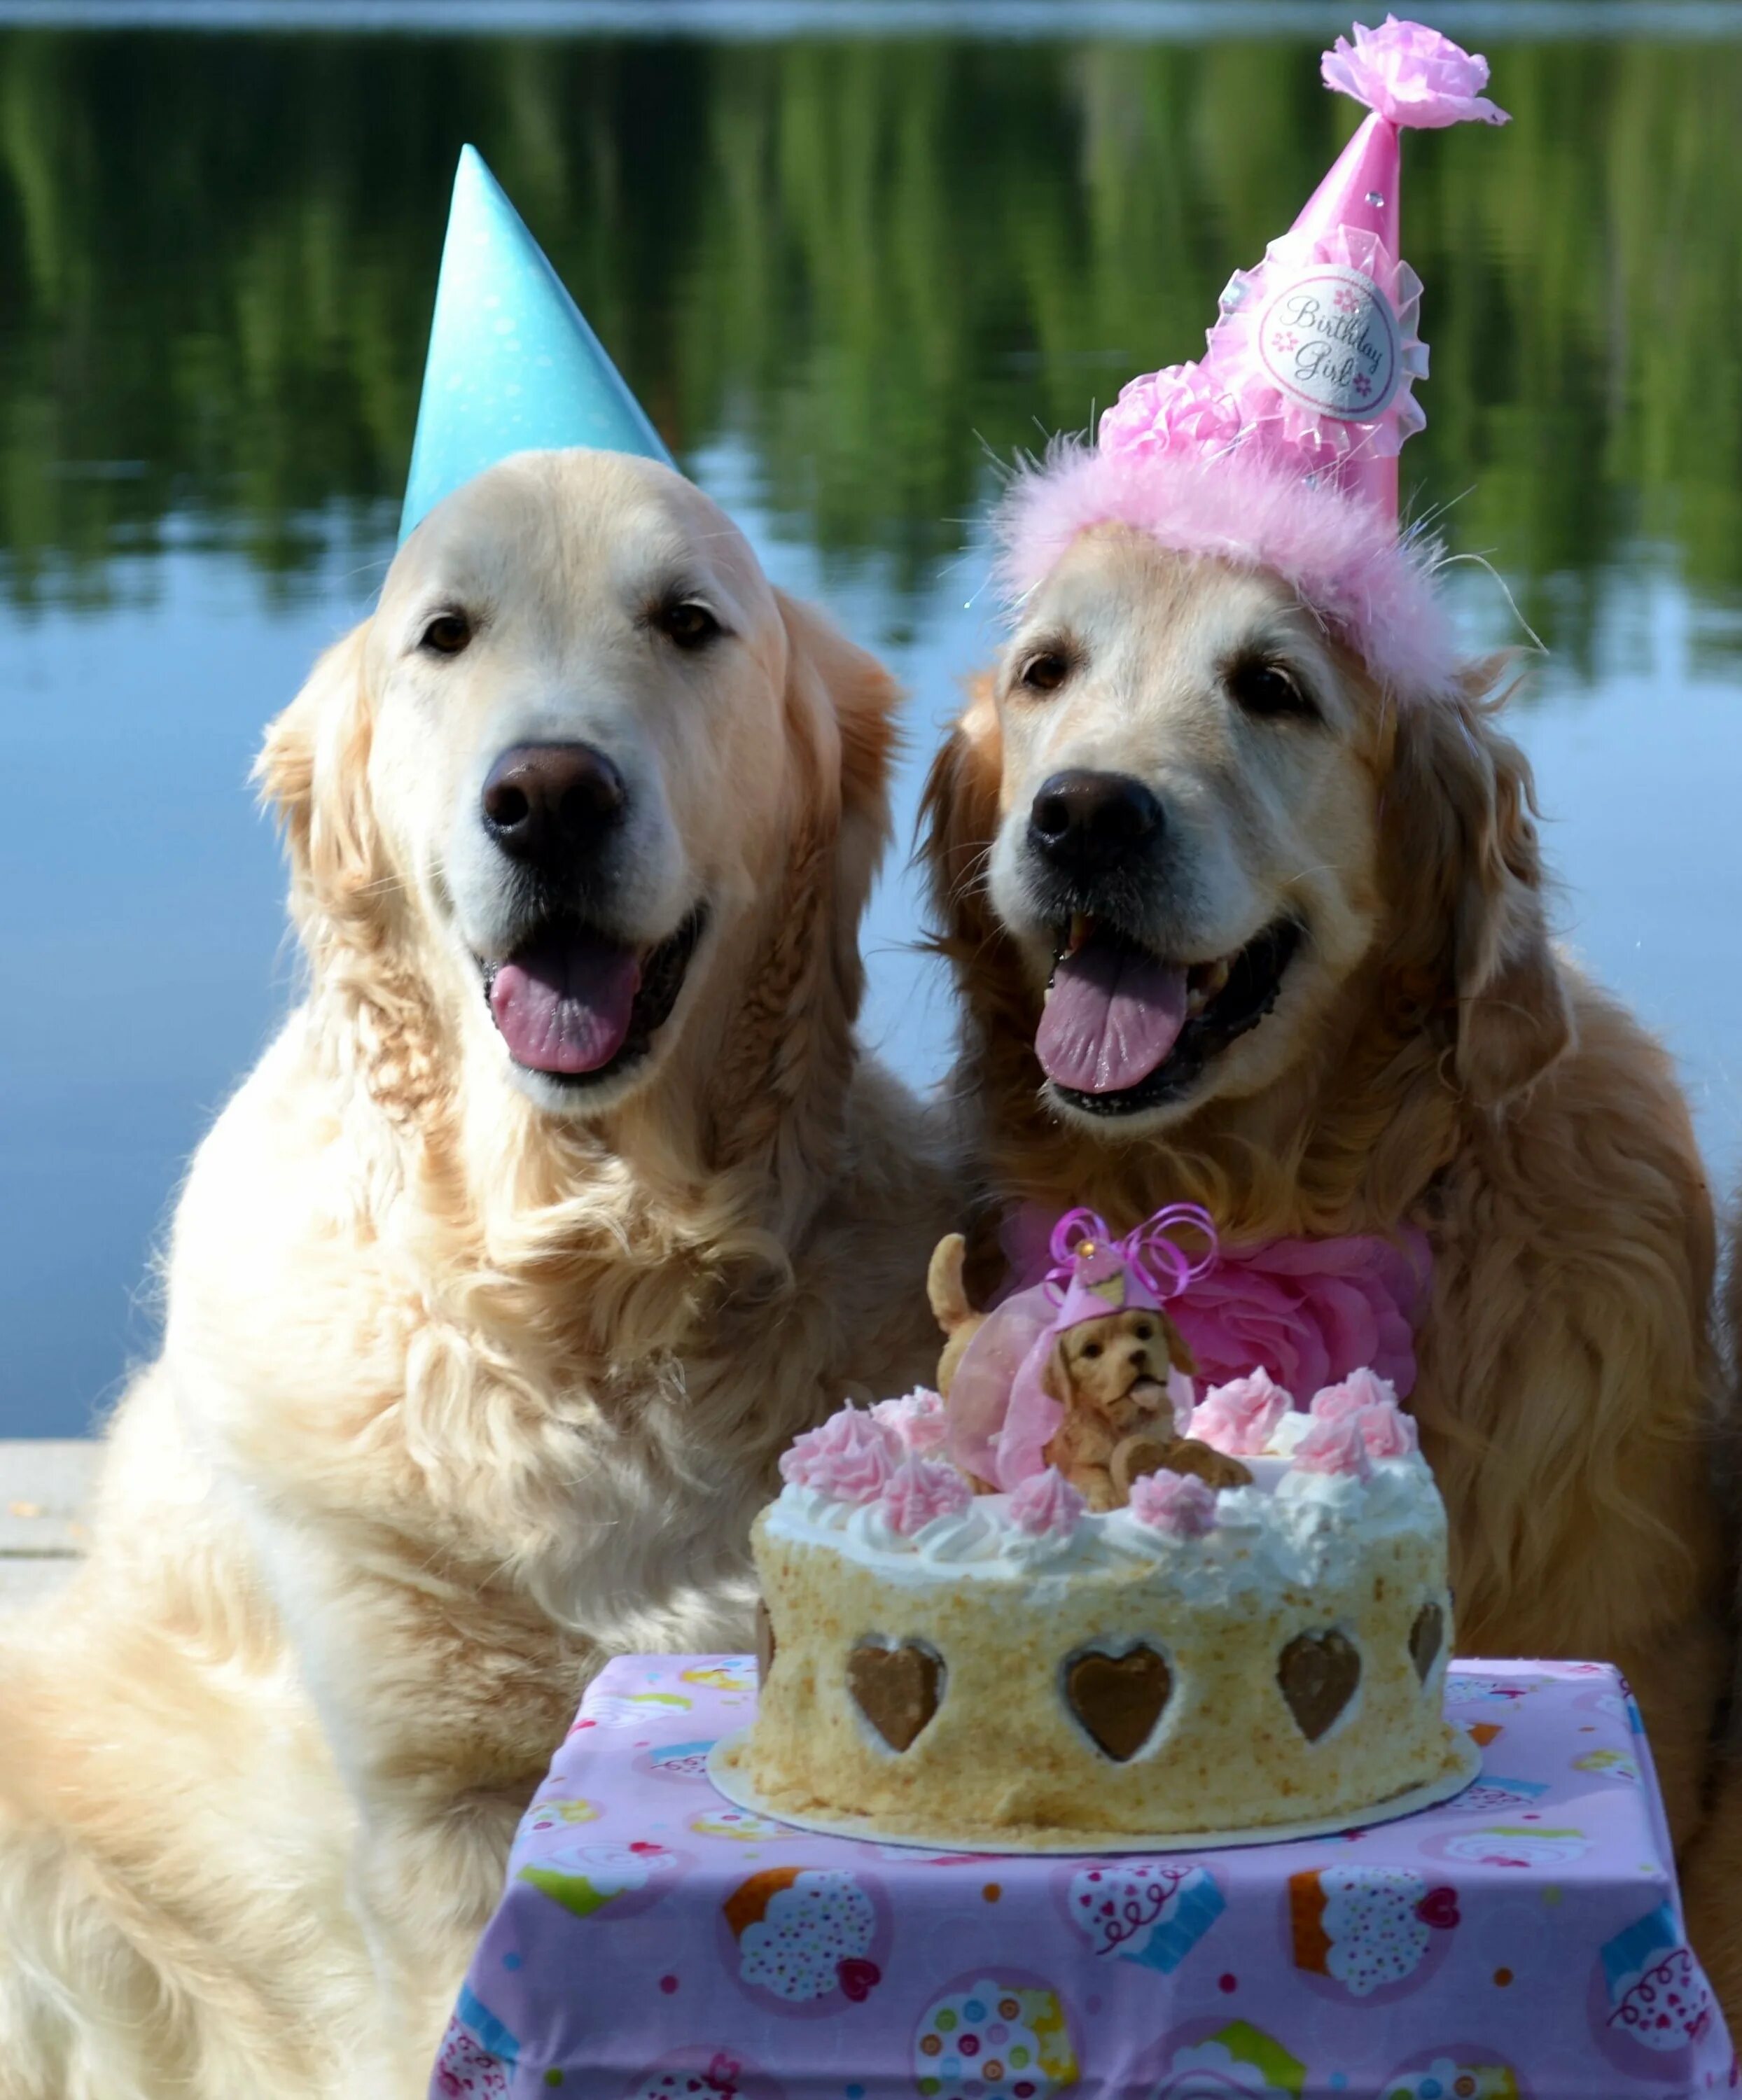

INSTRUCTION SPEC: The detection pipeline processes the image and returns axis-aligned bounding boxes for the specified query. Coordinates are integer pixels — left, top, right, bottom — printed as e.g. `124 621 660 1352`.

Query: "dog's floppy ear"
713 589 900 1170
1040 1336 1073 1406
254 620 389 953
773 588 899 1028
1385 664 1574 1107
919 678 1005 967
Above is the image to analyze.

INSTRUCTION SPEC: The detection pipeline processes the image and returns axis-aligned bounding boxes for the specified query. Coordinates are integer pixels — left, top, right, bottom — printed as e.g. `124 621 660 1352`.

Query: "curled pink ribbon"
1044 1203 1220 1304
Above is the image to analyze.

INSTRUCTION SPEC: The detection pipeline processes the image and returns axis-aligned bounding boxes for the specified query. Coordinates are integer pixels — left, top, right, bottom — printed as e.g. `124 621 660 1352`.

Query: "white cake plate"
706 1728 1482 1856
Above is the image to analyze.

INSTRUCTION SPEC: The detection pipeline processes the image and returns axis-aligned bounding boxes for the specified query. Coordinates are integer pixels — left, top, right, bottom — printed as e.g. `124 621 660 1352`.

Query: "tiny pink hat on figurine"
947 1206 1216 1491
996 16 1507 699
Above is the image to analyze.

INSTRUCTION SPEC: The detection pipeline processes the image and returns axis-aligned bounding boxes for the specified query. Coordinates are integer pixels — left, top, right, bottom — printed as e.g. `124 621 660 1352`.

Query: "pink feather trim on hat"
996 439 1462 699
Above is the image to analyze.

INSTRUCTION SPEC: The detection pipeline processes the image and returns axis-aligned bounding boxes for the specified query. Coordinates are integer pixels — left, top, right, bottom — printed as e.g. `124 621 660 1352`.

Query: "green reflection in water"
0 27 1738 666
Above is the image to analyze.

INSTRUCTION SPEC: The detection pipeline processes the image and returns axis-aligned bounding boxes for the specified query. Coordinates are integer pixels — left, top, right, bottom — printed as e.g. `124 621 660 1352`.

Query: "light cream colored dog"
923 527 1726 1858
0 450 954 2099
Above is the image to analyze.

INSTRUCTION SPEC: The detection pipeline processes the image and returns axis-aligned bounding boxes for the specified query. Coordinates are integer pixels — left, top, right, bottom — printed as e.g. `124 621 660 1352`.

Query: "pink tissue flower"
779 1405 894 1502
1292 1415 1375 1480
1007 1466 1087 1539
879 1455 973 1536
1191 1368 1292 1455
1321 15 1509 130
1129 1469 1220 1539
871 1388 949 1457
1100 361 1246 466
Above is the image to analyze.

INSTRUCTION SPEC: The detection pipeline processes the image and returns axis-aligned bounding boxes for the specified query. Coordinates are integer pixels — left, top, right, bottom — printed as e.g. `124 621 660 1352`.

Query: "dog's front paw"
1157 1438 1253 1492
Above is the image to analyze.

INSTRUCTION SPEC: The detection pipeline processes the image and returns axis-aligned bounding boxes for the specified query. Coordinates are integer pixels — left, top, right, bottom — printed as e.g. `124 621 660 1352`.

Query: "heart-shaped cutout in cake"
847 1639 942 1752
1278 1629 1361 1742
1408 1601 1444 1684
1064 1646 1172 1760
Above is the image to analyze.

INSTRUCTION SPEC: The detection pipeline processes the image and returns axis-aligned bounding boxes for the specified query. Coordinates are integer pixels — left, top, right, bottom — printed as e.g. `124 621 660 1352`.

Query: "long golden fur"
0 451 954 2099
921 528 1726 1858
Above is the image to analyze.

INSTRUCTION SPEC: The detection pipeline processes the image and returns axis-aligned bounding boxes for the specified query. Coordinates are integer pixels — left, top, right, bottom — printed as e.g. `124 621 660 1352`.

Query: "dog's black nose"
481 743 627 870
1028 769 1163 877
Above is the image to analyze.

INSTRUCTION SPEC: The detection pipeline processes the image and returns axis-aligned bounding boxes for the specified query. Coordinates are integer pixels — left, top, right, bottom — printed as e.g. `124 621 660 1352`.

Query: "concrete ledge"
0 1441 97 1606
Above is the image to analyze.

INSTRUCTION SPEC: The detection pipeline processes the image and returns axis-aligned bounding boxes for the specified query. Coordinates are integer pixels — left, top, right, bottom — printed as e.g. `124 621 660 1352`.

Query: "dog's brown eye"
419 612 472 657
657 601 723 651
1227 657 1314 720
1134 1323 1153 1341
1019 651 1072 694
1082 1341 1103 1359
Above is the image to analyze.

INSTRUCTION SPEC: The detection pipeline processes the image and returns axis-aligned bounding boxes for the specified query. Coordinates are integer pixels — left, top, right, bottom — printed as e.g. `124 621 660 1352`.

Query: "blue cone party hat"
399 145 674 540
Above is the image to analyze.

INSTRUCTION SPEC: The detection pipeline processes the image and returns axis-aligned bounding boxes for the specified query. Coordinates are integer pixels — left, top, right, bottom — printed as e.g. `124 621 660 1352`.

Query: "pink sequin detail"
871 1388 949 1456
1128 1469 1220 1539
1190 1368 1293 1455
1292 1415 1375 1479
879 1455 973 1536
1006 1466 1087 1539
779 1405 894 1502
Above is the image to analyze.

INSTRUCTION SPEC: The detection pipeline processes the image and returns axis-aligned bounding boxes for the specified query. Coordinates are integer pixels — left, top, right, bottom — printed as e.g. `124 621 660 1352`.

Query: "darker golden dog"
921 529 1726 1871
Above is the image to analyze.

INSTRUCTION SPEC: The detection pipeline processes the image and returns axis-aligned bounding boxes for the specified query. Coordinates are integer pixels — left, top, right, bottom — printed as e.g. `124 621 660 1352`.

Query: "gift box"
431 1658 1734 2099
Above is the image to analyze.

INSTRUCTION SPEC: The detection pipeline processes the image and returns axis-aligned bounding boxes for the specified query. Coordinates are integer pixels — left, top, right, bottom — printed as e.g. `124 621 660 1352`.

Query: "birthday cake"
732 1209 1464 1843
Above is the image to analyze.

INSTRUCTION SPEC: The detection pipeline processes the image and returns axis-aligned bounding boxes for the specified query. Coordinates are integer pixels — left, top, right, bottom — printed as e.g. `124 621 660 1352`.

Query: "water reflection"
2 28 1740 649
2 19 1741 1432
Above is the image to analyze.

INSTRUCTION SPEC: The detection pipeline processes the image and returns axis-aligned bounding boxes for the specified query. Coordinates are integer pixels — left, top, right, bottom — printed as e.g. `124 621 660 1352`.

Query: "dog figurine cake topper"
935 1202 1253 1506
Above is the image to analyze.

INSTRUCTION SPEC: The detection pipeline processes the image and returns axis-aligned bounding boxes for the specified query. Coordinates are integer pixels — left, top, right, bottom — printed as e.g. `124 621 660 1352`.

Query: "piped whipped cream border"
762 1441 1444 1600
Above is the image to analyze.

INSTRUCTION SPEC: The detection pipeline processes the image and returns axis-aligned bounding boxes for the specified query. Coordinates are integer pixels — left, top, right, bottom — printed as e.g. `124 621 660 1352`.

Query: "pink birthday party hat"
998 17 1507 698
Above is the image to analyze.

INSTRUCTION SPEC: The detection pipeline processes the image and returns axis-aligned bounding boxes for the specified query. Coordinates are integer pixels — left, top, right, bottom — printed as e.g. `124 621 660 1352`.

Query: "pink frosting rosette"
1309 1365 1397 1422
1310 1366 1419 1457
870 1388 949 1456
1190 1368 1292 1456
1357 1400 1419 1459
1292 1414 1375 1480
1006 1466 1087 1540
779 1404 894 1502
1129 1469 1220 1539
879 1455 973 1536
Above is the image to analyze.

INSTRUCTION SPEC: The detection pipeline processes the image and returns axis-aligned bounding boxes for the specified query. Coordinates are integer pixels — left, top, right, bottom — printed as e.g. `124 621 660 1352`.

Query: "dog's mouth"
480 906 707 1088
1037 913 1302 1116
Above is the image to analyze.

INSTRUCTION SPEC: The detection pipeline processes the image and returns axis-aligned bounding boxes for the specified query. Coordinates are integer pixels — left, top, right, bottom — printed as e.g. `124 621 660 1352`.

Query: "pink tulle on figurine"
942 1206 1251 1509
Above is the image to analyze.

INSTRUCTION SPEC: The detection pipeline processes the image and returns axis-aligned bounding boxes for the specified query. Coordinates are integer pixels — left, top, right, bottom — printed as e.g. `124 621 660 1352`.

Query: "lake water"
4 5 1742 1436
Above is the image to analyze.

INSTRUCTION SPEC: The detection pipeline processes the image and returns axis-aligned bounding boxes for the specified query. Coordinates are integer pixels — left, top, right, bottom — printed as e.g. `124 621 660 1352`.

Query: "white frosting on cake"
763 1441 1442 1600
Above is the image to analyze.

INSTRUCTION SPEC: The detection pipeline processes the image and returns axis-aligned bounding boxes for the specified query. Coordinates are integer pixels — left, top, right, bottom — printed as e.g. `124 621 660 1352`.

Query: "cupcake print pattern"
913 1977 1077 2100
723 1868 882 2006
1598 1902 1717 2053
1380 2058 1520 2099
1148 2020 1305 2097
1065 1861 1225 1973
1289 1865 1457 1997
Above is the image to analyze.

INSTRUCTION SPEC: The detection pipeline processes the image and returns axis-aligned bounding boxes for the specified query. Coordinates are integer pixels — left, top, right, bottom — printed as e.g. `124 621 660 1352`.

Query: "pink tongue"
1036 937 1189 1093
489 927 641 1074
